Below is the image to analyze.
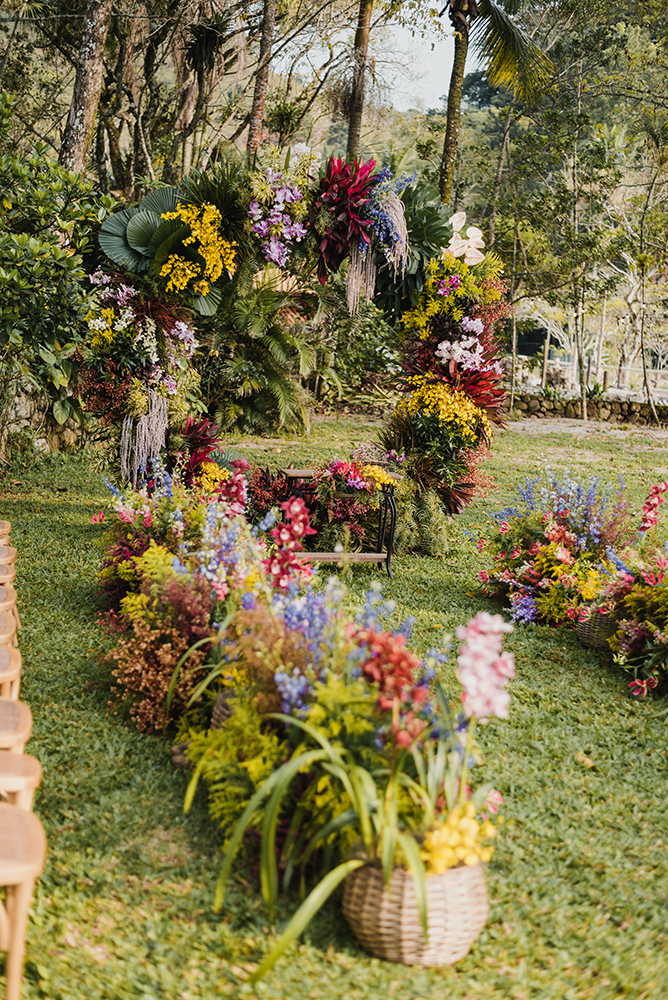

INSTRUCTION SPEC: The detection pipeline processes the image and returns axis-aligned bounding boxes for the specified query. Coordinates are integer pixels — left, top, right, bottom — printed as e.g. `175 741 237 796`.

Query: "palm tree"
438 0 552 205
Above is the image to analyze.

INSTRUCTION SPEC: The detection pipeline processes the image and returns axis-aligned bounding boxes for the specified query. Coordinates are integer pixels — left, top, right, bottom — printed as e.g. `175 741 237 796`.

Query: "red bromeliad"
312 156 380 284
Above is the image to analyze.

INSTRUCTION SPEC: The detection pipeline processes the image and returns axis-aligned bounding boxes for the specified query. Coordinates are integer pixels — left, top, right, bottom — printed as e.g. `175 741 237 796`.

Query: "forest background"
2 0 668 436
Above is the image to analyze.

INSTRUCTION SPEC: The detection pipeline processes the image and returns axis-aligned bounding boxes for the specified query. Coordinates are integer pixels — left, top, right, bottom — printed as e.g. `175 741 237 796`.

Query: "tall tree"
59 0 114 173
247 0 277 156
437 0 551 205
346 0 374 161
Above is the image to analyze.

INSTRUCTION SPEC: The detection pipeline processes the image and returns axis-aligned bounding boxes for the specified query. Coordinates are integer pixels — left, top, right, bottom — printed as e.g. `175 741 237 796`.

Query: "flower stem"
459 717 476 806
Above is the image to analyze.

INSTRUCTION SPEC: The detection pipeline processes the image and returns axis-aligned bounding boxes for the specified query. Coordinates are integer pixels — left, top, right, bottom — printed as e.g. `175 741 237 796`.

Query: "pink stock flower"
499 522 510 534
476 538 486 551
456 612 515 721
89 511 105 523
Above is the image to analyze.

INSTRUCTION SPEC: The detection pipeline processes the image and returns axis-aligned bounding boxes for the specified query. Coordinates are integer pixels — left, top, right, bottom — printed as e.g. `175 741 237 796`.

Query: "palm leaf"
98 207 150 271
125 209 162 254
140 185 180 216
473 0 552 101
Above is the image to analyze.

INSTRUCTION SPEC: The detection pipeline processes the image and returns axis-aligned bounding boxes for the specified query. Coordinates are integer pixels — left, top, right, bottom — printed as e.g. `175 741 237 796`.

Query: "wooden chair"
0 548 16 569
0 650 20 701
0 567 16 589
0 590 18 635
0 803 47 1000
0 616 16 650
0 755 41 812
0 701 32 754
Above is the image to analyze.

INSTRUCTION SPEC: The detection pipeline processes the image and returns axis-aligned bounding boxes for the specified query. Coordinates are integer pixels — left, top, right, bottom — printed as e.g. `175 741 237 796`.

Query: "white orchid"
444 211 486 266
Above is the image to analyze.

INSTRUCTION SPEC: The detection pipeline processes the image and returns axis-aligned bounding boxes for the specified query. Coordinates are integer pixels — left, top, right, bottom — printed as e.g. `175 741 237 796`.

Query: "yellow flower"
397 377 490 443
196 460 230 494
160 202 237 296
420 804 497 876
360 464 396 487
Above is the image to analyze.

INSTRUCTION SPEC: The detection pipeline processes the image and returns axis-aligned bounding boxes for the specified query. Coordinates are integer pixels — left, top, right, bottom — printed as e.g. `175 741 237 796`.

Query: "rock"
553 403 565 414
565 403 576 418
586 402 597 417
543 400 554 411
630 402 640 412
528 398 541 411
599 407 611 420
610 402 621 412
516 401 528 411
640 405 650 417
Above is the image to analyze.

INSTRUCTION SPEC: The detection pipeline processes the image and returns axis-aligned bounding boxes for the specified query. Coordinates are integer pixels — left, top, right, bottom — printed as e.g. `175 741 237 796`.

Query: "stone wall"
0 390 80 461
502 392 668 426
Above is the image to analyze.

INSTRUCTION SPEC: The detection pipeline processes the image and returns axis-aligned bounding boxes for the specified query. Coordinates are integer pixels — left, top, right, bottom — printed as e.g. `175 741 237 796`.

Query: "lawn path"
1 423 667 999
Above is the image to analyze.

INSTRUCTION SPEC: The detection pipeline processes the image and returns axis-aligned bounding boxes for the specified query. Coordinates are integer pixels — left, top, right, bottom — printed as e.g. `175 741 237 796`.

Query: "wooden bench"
278 468 400 577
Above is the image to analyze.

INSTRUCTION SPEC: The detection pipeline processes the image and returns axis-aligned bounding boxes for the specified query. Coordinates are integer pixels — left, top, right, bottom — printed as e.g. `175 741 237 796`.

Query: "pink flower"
511 548 521 559
554 545 575 565
483 789 503 814
143 511 153 527
456 612 515 721
477 538 487 551
499 522 510 534
479 570 490 583
89 511 105 523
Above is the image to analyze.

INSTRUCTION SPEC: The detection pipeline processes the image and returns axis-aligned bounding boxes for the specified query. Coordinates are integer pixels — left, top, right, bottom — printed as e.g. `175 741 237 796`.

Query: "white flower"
444 212 486 266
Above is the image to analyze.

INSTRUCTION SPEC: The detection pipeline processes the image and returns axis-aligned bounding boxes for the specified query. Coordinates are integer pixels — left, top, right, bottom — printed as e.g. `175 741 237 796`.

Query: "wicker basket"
576 613 617 649
342 863 489 966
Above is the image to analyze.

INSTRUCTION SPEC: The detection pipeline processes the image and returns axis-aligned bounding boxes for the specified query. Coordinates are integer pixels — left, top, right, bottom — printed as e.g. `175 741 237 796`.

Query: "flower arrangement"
479 469 635 627
378 215 509 516
176 582 513 982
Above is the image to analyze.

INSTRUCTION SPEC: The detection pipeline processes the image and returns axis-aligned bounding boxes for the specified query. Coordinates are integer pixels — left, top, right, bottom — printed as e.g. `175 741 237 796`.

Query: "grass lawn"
1 416 667 1000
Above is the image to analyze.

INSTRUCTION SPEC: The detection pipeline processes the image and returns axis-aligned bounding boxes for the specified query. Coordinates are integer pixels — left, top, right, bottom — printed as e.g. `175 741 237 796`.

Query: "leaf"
248 860 365 985
52 398 71 424
576 752 595 769
99 208 150 272
125 209 162 254
140 185 180 216
214 749 328 912
397 832 428 939
187 284 223 317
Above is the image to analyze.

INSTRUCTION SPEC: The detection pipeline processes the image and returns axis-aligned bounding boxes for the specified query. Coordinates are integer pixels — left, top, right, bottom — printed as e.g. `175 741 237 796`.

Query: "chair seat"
0 753 41 794
0 700 32 752
0 547 17 567
0 804 46 885
0 566 16 586
0 613 16 647
0 586 17 614
0 647 21 700
0 522 10 536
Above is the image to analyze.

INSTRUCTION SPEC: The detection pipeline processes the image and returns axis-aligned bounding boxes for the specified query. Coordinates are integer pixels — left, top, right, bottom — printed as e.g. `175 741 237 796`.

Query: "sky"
383 23 455 112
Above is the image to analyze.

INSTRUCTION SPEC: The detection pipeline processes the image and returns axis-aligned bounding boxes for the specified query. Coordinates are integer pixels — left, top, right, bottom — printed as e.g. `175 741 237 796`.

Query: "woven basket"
576 613 617 649
342 863 489 966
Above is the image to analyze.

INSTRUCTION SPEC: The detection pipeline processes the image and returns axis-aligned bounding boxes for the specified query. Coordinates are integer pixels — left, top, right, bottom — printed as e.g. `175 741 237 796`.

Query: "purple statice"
364 167 416 254
103 477 121 497
510 592 539 624
241 592 257 610
257 510 277 532
277 582 343 667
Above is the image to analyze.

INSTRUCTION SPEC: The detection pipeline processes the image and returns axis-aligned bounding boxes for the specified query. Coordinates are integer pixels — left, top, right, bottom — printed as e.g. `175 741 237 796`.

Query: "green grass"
2 419 667 1000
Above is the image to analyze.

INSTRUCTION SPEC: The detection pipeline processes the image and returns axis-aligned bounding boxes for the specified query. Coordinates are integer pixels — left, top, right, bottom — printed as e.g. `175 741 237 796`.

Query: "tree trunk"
486 108 514 245
574 289 587 422
0 0 27 88
59 0 115 173
247 0 277 157
595 292 606 382
346 0 374 162
439 0 477 205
